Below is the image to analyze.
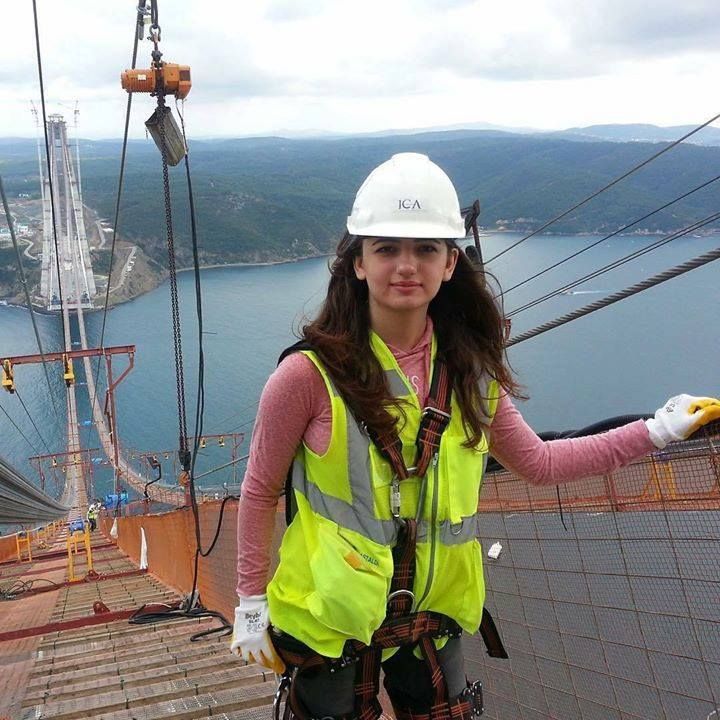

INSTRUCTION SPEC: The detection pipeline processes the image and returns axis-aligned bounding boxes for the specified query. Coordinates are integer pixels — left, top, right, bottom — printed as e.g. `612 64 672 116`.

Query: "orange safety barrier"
0 533 18 564
0 520 60 565
480 432 720 514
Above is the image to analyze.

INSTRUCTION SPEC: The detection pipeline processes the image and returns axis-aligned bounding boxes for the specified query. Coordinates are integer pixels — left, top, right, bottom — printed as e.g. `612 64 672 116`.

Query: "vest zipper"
416 452 439 609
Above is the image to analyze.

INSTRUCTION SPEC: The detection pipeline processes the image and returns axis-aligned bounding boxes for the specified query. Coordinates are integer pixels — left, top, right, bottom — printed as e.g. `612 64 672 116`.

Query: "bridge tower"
39 114 96 311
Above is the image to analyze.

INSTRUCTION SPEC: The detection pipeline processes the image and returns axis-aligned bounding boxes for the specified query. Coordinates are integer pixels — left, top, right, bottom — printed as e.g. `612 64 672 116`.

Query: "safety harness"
273 344 507 720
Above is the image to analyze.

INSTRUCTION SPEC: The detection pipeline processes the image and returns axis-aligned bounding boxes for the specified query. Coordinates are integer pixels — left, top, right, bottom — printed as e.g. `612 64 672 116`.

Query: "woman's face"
353 237 459 317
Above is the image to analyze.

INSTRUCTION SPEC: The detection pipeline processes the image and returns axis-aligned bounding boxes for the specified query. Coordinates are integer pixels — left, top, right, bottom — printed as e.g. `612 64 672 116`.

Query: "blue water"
1 232 718 499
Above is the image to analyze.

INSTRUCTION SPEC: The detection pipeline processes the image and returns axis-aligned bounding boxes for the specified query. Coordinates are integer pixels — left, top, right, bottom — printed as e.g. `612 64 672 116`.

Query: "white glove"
645 394 720 449
230 594 285 673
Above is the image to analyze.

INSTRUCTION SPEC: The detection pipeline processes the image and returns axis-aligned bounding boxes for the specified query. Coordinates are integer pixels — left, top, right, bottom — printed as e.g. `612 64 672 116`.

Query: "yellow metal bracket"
16 530 32 562
1 359 15 393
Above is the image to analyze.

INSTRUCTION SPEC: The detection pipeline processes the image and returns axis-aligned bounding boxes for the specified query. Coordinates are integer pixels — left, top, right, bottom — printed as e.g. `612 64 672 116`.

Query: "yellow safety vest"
267 332 499 658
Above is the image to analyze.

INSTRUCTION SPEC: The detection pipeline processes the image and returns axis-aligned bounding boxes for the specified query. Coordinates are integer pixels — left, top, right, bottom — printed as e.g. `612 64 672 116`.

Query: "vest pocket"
442 431 488 524
307 521 393 644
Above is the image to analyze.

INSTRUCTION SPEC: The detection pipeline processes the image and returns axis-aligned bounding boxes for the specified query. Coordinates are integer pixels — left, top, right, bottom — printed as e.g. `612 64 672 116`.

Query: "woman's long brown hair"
302 235 522 447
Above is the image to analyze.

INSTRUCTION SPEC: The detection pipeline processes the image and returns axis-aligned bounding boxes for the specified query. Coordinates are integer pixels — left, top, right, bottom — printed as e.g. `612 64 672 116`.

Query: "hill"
1 130 719 279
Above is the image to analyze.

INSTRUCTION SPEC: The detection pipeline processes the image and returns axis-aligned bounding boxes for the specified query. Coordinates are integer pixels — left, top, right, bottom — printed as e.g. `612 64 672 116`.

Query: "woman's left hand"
645 394 720 448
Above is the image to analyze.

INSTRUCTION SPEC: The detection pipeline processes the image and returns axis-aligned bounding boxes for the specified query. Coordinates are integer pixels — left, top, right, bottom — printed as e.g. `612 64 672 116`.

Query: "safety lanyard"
367 358 453 514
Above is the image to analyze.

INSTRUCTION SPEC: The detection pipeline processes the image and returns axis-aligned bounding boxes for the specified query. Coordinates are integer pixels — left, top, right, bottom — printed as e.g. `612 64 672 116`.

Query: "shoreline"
176 251 333 274
0 252 334 314
3 228 718 313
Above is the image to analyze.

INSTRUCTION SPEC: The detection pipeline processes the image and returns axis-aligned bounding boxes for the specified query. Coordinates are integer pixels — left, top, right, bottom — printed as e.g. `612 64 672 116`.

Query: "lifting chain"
149 0 191 470
156 97 191 470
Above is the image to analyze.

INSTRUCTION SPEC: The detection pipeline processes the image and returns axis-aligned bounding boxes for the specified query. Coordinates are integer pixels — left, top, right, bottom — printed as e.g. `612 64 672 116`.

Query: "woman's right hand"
229 594 286 673
645 394 720 448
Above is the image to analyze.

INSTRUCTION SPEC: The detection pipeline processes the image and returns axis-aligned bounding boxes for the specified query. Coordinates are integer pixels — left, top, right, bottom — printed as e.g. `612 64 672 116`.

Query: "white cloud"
2 0 719 138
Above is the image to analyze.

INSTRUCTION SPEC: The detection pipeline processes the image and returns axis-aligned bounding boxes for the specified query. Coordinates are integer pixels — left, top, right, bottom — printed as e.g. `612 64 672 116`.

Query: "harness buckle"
390 478 401 518
387 589 416 612
391 466 417 518
421 406 451 424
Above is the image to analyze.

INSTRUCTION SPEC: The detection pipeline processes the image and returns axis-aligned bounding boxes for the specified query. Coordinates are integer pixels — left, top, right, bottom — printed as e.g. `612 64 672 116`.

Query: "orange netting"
99 499 285 622
480 438 720 514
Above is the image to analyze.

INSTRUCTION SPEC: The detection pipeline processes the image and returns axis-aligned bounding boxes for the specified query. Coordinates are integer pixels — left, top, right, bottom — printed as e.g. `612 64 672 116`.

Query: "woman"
232 153 719 720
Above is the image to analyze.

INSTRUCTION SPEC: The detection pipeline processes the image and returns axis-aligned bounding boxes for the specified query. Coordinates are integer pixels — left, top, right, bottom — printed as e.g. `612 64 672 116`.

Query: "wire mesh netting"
467 421 720 719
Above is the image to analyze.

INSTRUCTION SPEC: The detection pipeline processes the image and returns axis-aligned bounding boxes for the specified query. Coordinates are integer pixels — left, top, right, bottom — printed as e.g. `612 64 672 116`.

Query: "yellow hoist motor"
63 355 75 387
120 63 191 100
121 51 192 166
1 359 14 393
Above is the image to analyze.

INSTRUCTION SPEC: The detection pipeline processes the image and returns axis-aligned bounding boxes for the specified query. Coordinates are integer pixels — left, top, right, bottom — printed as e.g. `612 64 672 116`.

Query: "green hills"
1 129 719 273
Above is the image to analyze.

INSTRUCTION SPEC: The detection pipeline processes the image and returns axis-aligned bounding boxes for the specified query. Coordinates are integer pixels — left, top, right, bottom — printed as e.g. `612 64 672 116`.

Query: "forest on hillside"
1 130 718 273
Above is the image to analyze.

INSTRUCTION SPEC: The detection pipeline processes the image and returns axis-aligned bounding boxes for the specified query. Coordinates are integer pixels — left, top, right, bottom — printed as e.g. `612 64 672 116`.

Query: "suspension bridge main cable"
508 241 720 347
0 177 60 420
86 2 148 446
507 212 720 318
498 173 720 299
484 110 720 266
31 0 66 350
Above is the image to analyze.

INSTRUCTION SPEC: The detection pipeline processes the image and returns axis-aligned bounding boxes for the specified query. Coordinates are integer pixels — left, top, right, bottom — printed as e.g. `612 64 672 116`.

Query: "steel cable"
0 176 60 419
498 173 720 299
31 0 66 350
507 212 720 317
0 401 41 456
14 388 52 455
86 2 146 449
485 110 720 266
0 455 69 524
507 243 720 347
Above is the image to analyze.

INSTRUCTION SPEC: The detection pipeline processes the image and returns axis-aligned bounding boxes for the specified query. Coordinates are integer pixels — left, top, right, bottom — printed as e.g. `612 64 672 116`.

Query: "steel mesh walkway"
469 422 720 719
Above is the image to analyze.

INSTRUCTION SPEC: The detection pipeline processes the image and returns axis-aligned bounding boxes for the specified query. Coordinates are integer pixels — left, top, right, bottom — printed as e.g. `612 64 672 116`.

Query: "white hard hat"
346 153 465 239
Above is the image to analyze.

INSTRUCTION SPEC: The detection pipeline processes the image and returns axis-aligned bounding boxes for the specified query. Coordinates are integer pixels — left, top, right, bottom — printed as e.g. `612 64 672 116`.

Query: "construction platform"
2 428 720 719
0 519 276 720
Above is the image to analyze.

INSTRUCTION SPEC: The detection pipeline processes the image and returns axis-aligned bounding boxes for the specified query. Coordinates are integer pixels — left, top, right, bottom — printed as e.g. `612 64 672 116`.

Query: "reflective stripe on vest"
293 457 488 547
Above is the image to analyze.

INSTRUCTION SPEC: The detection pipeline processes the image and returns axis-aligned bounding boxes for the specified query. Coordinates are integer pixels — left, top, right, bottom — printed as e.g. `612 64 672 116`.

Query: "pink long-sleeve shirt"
236 320 654 596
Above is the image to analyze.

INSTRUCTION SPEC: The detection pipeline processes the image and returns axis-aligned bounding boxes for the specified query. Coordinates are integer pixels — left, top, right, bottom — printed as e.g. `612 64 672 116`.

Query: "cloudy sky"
3 0 720 139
